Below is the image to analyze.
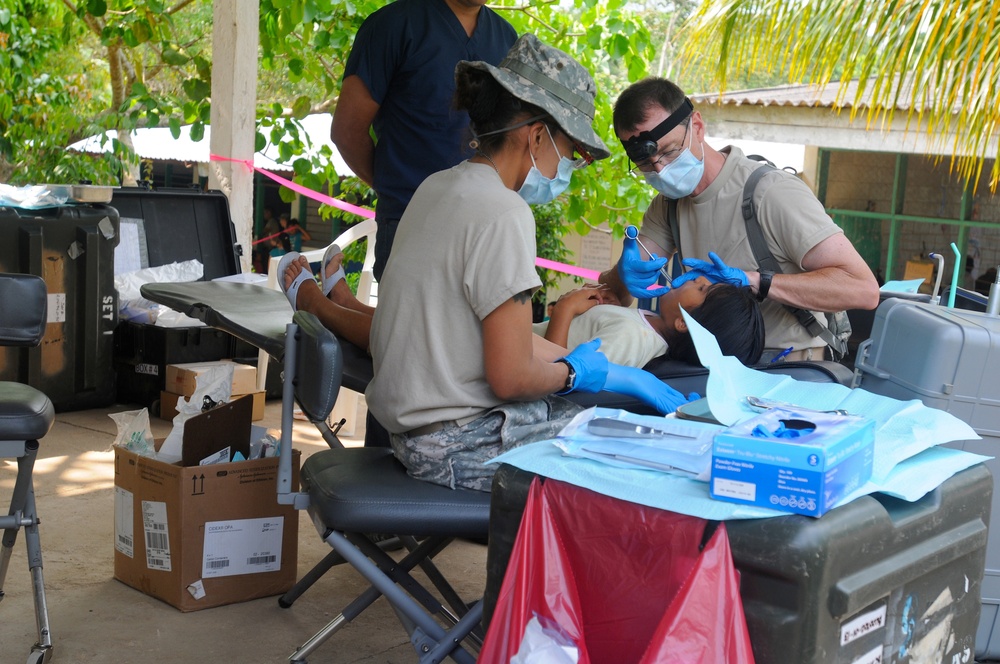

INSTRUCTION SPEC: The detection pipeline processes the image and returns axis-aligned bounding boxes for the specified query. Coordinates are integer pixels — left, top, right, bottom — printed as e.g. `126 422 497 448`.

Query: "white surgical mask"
518 126 574 205
644 133 705 199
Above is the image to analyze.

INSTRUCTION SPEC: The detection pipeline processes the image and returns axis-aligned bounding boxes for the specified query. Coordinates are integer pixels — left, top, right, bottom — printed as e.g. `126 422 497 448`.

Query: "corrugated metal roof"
68 113 354 177
691 78 925 112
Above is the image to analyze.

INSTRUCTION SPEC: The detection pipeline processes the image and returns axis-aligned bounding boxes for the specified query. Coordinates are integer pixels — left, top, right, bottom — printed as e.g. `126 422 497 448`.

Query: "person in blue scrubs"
331 0 517 281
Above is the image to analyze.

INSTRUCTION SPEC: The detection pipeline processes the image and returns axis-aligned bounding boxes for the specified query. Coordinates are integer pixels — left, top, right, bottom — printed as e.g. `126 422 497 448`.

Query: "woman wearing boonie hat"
365 34 689 492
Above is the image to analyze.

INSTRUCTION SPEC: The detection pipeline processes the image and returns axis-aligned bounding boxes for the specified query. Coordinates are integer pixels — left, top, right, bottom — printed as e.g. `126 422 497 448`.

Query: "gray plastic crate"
855 297 1000 659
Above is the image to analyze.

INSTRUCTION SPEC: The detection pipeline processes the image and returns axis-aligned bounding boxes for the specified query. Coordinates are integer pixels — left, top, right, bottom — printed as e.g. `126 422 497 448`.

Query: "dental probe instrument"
625 225 673 286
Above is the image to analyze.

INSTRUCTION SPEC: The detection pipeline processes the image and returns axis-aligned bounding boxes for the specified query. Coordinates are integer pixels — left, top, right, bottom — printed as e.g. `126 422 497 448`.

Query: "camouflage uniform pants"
390 396 583 492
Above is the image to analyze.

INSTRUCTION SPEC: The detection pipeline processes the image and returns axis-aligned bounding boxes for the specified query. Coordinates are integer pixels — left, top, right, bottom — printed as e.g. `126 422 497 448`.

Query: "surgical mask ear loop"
529 124 558 176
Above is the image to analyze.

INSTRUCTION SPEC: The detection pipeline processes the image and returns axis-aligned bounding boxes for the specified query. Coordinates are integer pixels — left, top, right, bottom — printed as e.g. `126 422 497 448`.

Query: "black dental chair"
276 311 491 663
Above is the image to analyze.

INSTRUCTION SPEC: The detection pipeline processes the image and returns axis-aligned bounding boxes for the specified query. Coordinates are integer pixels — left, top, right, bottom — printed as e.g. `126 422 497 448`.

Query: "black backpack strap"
742 165 848 358
741 166 780 274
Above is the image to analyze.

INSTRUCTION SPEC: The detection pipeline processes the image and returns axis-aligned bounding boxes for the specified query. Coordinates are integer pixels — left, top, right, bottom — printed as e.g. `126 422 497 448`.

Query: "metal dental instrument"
587 417 698 439
745 396 849 416
625 225 673 287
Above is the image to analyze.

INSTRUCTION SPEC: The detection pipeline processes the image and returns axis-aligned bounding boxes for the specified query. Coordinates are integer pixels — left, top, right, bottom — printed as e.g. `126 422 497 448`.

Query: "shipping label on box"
114 486 134 558
202 516 284 578
710 409 875 517
165 360 257 398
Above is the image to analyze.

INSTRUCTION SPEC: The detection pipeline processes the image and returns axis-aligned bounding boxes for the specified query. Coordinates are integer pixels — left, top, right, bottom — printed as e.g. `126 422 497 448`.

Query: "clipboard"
181 394 253 466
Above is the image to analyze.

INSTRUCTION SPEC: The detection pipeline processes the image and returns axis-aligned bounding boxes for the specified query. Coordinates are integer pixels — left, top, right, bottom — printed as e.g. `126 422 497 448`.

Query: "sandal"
277 252 313 311
321 243 346 297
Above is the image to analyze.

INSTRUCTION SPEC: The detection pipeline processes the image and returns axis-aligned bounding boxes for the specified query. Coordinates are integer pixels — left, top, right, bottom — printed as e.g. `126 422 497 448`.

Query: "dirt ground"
0 396 487 664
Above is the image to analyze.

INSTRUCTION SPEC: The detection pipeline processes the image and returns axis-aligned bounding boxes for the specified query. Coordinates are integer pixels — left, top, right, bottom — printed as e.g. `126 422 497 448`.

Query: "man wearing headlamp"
599 77 879 361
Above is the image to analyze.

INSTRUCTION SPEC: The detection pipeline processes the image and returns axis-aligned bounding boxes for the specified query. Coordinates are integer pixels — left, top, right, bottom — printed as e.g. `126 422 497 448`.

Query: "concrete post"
209 1 259 274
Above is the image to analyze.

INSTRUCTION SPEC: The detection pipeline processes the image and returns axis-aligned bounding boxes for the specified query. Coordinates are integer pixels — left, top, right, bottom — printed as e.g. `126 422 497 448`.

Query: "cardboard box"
164 360 257 398
113 405 299 611
710 409 874 517
160 390 266 422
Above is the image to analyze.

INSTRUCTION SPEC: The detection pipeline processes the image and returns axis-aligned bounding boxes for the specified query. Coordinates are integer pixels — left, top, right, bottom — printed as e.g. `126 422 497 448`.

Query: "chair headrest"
292 311 343 421
0 273 47 347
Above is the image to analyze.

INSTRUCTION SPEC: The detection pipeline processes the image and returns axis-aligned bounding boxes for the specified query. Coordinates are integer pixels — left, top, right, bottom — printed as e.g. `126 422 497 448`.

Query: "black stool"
0 273 55 664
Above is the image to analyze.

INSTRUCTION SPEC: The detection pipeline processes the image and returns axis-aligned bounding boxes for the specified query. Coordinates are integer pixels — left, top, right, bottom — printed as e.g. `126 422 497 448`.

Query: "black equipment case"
0 202 120 411
110 187 249 410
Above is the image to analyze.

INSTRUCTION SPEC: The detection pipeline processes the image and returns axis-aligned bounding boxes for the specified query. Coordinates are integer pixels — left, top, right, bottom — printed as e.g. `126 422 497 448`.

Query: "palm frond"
680 0 1000 190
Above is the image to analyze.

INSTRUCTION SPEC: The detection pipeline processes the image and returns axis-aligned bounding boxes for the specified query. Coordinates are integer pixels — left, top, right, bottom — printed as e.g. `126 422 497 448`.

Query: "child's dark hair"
454 68 554 154
667 284 765 366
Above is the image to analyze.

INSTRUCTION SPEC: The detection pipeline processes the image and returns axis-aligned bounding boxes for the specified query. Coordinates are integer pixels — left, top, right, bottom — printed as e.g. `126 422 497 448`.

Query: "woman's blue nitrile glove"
604 363 699 414
672 251 749 287
560 338 609 394
618 230 671 300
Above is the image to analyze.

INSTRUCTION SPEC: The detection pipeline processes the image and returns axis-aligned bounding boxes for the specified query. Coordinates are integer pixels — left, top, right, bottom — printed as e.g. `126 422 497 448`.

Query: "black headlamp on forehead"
621 97 694 164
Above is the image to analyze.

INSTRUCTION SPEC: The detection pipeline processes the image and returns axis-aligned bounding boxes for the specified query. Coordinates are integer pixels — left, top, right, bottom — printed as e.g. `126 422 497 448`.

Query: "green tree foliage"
0 1 121 183
682 0 1000 190
256 0 662 239
1 0 217 184
4 0 665 247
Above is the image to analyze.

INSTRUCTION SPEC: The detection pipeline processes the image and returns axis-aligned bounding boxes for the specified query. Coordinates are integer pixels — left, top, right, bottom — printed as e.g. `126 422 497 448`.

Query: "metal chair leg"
1 441 53 663
24 483 52 656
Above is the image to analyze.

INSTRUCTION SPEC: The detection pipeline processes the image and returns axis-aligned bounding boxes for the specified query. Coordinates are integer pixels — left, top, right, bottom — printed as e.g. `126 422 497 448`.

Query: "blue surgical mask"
517 126 574 205
644 140 705 199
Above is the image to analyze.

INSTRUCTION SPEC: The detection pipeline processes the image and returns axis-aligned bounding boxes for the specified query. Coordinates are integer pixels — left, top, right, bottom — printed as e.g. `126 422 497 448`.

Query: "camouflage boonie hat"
456 34 610 160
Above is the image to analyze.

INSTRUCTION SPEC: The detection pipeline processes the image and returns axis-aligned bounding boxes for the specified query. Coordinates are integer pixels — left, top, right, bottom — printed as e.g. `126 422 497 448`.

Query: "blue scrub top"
344 0 517 221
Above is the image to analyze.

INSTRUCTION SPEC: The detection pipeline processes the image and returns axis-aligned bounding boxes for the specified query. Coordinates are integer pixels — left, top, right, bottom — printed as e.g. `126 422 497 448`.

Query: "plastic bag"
479 478 755 664
108 409 157 457
113 259 205 324
510 615 579 664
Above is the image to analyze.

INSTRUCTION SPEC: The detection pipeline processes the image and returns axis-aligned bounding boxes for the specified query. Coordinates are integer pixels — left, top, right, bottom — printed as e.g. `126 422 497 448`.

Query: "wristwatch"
757 270 774 301
555 358 576 394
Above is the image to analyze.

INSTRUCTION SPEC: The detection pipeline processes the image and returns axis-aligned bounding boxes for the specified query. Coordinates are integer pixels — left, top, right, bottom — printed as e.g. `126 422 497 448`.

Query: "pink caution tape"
212 154 601 280
210 154 376 219
534 257 601 282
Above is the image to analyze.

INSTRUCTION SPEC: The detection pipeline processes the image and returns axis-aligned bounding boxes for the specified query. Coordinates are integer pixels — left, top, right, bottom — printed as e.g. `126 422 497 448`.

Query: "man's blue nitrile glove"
604 363 699 414
618 230 671 300
672 251 749 287
560 338 609 394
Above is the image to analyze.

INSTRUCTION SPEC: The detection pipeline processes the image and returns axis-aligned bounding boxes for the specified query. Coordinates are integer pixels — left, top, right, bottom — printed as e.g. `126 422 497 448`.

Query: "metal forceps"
625 225 673 287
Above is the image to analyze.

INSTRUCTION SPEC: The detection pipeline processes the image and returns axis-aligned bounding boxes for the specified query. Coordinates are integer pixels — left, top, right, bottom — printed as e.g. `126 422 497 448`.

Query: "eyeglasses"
567 139 593 170
547 125 592 170
629 121 690 175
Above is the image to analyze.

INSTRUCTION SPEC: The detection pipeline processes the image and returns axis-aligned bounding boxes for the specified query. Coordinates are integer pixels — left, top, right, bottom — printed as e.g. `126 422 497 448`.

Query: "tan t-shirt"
367 161 541 434
641 146 841 352
533 305 667 367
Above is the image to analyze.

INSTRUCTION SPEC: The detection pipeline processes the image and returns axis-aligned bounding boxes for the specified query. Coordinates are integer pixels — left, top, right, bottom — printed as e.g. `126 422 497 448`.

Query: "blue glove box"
710 408 875 517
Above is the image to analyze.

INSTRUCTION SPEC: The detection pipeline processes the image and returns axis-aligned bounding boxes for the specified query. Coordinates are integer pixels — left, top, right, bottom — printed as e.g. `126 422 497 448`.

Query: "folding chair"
276 311 492 663
0 273 55 664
